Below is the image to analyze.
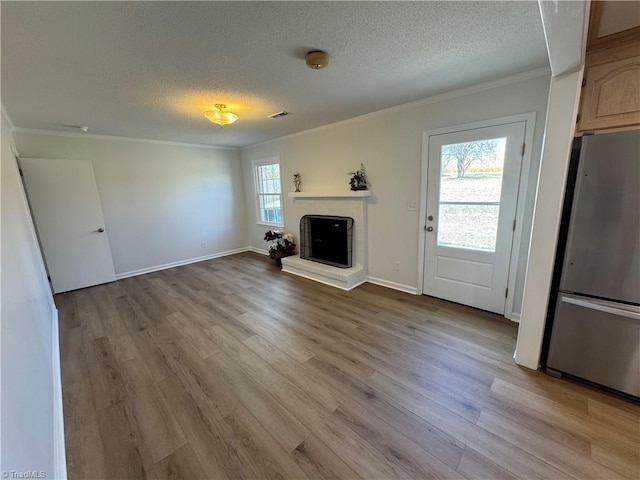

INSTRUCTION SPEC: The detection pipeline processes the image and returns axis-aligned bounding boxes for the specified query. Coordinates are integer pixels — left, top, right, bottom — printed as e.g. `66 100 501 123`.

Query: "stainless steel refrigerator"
545 130 640 399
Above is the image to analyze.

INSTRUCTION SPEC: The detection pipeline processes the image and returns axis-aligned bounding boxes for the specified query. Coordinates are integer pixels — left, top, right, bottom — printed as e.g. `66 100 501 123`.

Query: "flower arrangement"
348 163 368 191
264 230 296 264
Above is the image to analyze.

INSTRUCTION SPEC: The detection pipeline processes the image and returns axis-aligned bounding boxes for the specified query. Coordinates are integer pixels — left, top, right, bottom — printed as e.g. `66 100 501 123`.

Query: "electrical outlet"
393 261 400 271
407 201 417 212
201 241 207 248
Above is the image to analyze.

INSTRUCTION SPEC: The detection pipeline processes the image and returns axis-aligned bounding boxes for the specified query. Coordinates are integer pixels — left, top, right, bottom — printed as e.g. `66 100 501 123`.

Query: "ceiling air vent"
62 125 89 132
267 111 292 119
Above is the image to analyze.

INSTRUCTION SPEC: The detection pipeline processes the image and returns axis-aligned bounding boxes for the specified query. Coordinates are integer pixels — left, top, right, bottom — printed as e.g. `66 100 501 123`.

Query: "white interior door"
20 158 116 294
422 121 526 314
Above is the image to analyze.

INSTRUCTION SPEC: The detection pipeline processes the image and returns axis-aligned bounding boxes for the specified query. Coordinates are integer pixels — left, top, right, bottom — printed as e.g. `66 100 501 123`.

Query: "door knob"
426 226 434 232
93 228 105 233
427 215 434 221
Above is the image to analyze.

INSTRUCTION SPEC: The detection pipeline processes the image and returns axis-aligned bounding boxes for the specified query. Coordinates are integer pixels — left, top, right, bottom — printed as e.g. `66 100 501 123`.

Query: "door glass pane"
437 137 506 251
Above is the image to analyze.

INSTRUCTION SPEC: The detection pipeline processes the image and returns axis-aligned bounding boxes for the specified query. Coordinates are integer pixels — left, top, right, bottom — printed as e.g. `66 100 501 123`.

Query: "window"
437 137 506 251
254 159 283 226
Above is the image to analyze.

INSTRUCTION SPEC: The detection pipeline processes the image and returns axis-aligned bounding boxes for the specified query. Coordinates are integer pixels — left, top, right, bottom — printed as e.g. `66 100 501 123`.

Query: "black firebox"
300 215 354 268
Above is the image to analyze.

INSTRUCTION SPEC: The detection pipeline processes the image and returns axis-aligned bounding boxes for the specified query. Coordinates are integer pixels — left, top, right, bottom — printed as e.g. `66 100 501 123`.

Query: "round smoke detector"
305 50 329 69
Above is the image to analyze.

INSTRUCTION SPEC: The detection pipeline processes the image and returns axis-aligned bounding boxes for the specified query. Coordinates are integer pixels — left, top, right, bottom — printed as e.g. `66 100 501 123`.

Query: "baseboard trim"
52 304 67 480
509 312 521 323
248 246 269 255
115 247 251 280
366 276 418 295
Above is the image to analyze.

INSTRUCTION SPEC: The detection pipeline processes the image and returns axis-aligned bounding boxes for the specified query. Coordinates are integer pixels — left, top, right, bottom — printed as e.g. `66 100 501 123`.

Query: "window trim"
253 157 284 227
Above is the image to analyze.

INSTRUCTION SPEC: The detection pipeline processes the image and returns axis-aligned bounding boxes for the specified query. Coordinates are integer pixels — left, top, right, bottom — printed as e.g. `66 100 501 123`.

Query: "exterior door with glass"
422 121 526 314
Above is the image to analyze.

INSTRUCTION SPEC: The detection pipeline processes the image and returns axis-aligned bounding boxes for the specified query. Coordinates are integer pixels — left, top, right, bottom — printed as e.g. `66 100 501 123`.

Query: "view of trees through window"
256 162 282 224
437 138 506 251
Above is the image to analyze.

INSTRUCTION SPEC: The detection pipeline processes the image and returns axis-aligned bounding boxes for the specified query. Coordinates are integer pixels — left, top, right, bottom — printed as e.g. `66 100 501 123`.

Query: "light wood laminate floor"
57 252 639 479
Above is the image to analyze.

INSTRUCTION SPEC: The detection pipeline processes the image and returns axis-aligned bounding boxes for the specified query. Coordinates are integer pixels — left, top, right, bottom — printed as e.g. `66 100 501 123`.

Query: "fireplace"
281 191 370 290
300 215 354 268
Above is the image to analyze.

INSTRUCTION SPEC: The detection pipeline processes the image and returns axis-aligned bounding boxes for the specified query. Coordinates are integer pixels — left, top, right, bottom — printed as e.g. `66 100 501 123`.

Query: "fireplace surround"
281 191 370 290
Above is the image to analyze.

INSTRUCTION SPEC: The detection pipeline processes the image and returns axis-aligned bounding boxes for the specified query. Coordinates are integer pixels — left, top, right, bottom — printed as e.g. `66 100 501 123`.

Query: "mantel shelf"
288 191 372 199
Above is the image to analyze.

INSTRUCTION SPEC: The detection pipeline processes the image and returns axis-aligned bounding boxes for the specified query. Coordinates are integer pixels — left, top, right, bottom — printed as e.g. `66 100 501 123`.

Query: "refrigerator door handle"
561 295 640 321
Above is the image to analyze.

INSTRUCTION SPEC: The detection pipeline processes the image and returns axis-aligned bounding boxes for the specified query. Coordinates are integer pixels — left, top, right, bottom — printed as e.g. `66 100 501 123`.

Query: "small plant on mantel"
348 163 368 191
264 230 296 266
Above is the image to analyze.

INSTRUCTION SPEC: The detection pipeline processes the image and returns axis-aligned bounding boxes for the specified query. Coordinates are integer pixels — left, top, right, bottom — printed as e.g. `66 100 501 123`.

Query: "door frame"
417 112 537 321
14 150 54 292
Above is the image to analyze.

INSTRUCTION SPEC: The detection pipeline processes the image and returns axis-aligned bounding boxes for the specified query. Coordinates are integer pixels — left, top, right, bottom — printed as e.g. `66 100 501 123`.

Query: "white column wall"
515 70 583 368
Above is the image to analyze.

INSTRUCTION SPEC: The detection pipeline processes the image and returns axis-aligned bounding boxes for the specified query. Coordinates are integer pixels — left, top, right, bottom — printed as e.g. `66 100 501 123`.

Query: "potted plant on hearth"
264 230 296 267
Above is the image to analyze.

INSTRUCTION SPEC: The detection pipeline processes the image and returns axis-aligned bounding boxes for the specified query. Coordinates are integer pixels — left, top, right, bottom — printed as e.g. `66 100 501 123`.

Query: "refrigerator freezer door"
560 131 640 304
548 293 640 397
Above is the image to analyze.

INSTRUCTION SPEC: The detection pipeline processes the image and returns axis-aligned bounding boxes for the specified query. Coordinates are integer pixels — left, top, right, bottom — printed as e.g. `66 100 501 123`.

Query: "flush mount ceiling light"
203 104 238 126
305 50 329 69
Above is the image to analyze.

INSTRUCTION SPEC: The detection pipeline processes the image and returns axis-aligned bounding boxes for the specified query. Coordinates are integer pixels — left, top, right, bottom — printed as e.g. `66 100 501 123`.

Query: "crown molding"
243 66 551 149
1 105 21 157
11 127 239 151
1 104 16 131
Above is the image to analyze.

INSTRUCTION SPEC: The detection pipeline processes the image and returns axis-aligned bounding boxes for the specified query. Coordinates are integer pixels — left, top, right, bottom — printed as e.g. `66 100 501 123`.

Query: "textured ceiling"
1 1 549 148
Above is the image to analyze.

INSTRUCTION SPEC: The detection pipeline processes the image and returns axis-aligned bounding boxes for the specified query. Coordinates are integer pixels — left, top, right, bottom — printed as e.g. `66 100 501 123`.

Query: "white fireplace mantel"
288 191 372 199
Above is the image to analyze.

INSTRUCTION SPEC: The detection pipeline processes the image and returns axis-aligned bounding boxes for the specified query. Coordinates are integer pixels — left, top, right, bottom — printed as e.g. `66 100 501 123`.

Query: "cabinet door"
578 47 640 132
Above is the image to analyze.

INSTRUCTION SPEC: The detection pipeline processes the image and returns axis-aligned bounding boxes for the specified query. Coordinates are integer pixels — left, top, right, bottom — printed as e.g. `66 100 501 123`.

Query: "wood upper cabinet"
577 1 640 133
578 42 640 132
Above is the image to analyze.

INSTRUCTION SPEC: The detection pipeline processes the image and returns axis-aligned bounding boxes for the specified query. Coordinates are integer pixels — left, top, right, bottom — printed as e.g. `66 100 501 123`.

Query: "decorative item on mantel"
264 230 296 267
348 163 368 191
293 172 301 192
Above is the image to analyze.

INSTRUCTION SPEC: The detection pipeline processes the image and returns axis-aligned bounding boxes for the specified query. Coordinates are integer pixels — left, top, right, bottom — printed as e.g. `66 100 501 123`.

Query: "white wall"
513 0 587 368
1 113 57 474
515 71 583 368
241 72 551 316
12 132 248 276
513 0 588 368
